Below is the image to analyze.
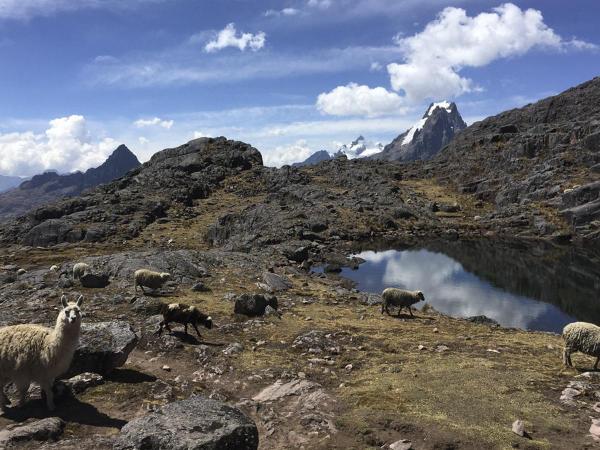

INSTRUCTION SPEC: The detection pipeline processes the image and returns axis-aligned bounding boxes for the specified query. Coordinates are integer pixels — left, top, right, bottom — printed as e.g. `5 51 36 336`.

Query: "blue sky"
0 0 598 176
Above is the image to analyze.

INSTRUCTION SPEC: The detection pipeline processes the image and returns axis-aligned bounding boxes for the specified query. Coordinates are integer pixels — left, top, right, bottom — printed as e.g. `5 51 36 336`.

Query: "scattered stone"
63 372 104 394
162 365 172 372
487 349 501 354
389 439 413 450
253 379 320 403
131 297 163 315
262 272 292 291
417 345 426 351
0 418 65 447
467 315 500 326
436 345 450 353
68 321 138 376
264 305 281 318
345 364 353 372
560 387 582 405
512 419 527 438
191 281 209 292
432 327 439 333
223 343 244 356
590 418 600 442
114 396 259 450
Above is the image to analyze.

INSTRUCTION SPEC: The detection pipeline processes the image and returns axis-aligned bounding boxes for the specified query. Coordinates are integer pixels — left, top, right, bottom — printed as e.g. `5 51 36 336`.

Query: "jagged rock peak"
374 101 467 162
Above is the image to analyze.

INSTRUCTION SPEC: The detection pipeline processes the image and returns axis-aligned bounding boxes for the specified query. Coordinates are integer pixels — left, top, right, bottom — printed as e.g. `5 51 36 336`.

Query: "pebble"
432 328 439 333
345 364 353 372
511 419 526 437
162 365 172 372
417 345 426 351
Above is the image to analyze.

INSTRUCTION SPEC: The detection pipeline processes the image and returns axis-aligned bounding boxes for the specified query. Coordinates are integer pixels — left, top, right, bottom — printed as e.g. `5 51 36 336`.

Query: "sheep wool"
0 295 83 411
563 322 600 369
134 269 171 293
158 303 213 339
72 262 90 279
381 288 425 317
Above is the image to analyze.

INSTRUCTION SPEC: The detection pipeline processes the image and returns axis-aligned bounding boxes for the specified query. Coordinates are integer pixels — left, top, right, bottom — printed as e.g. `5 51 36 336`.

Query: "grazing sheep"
72 263 90 280
157 303 212 339
134 269 171 293
0 295 83 412
562 322 600 369
381 288 425 317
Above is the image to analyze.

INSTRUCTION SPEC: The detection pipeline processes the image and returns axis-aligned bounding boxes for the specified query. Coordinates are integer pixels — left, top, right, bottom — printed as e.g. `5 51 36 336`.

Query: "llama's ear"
76 295 84 307
61 295 68 308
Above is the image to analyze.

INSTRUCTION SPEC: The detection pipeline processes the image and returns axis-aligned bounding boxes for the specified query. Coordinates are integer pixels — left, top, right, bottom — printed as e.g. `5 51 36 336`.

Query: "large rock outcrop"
114 396 259 450
0 138 262 247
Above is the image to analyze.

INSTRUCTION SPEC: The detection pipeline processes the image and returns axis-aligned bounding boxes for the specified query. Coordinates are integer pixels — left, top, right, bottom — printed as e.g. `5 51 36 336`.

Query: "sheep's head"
160 272 171 281
417 291 425 302
59 295 83 328
191 308 213 329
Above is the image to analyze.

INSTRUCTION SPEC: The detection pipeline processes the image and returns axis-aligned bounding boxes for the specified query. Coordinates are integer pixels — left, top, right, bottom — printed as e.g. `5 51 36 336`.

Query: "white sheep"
381 288 425 317
134 269 172 293
0 295 83 412
72 262 90 280
562 322 600 369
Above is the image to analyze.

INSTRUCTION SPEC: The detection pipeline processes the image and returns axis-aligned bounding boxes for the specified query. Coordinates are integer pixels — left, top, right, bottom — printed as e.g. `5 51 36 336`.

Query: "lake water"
335 240 600 333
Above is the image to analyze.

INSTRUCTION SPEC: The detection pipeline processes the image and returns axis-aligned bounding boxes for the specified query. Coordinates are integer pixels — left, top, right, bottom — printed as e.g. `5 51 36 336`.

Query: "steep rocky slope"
0 145 140 221
374 102 467 162
413 76 600 242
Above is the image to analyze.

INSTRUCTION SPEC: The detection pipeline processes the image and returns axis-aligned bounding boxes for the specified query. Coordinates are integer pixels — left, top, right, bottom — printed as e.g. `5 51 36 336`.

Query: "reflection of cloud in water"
350 249 574 331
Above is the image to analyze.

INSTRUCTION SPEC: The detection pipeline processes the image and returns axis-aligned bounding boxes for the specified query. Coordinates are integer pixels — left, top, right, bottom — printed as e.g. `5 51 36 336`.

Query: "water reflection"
341 245 586 332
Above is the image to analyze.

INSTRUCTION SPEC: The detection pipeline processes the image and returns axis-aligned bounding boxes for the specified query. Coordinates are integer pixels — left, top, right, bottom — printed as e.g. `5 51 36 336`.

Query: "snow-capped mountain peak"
337 136 384 159
402 101 454 145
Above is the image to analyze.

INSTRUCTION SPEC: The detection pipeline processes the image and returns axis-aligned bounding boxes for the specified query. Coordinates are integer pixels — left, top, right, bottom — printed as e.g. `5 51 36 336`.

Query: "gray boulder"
114 395 259 450
234 293 278 317
67 321 138 376
79 272 110 288
262 272 292 291
0 418 65 447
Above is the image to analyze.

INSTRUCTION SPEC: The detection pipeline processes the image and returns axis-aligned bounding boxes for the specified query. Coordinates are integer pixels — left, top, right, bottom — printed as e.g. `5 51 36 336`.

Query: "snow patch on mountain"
336 135 384 159
402 101 453 145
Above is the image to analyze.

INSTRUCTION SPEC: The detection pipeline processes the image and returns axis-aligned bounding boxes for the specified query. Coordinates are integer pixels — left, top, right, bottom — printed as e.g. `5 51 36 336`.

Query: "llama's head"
60 295 83 328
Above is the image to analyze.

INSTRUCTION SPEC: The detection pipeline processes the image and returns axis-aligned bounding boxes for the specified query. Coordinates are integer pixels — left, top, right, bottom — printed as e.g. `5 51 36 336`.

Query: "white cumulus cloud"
263 139 315 167
205 23 266 53
316 82 404 117
134 117 174 129
387 3 594 103
0 115 118 177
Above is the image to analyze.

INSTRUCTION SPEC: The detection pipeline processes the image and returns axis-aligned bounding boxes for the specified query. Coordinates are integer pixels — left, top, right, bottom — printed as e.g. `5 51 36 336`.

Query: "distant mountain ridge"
0 144 141 221
373 101 467 162
293 136 383 167
0 175 25 193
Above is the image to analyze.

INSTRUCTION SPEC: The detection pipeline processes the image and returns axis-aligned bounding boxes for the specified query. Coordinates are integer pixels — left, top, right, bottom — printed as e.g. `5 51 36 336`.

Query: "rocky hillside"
2 89 600 447
0 145 140 221
375 102 467 162
415 76 600 242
